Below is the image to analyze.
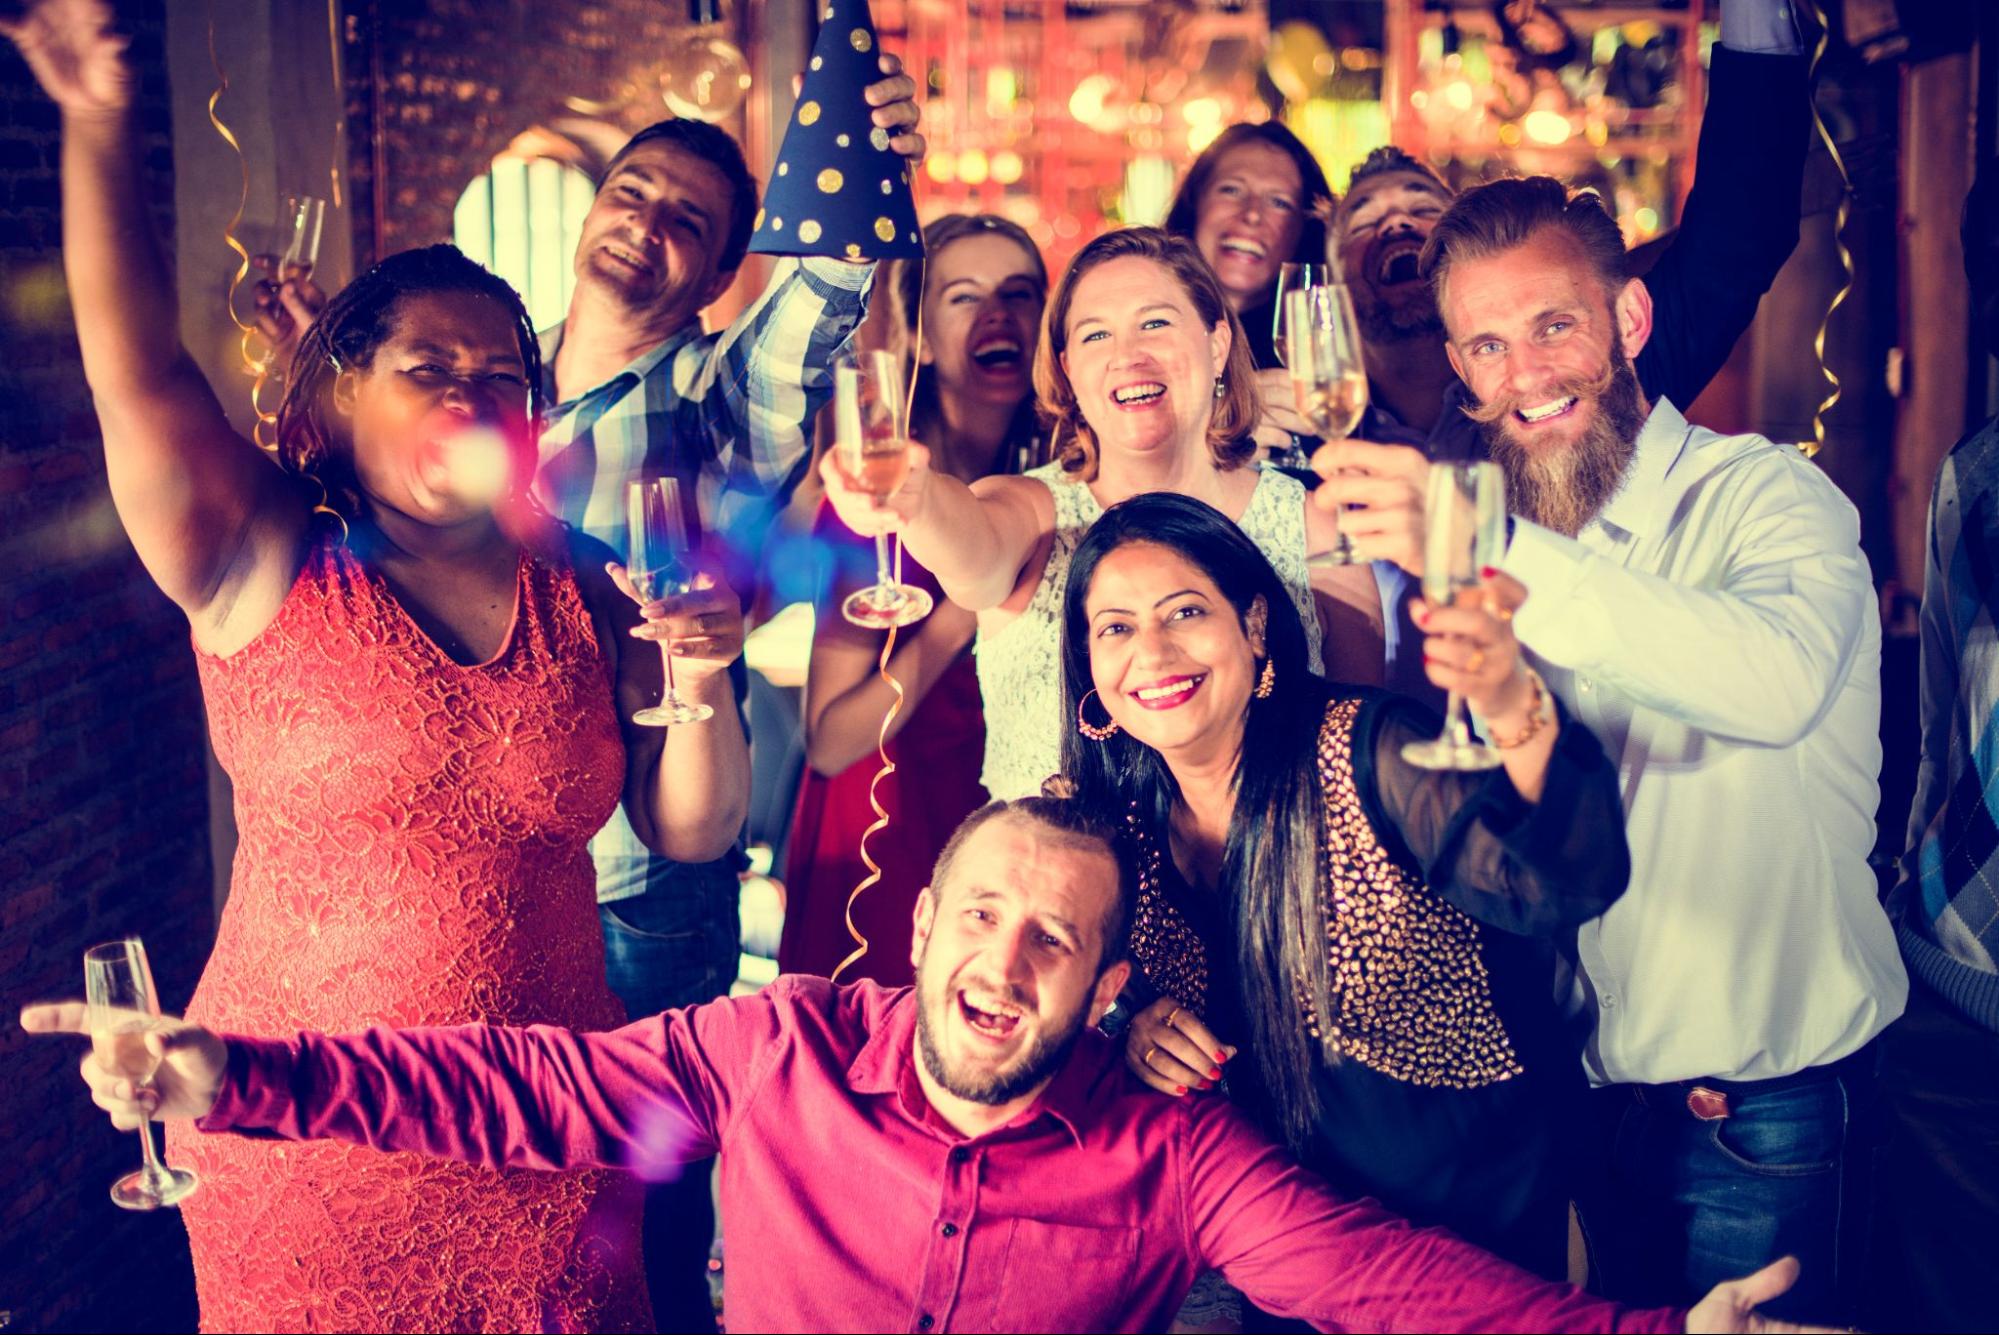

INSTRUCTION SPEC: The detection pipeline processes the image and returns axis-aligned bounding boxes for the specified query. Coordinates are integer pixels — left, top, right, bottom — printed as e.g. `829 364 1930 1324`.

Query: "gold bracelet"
1489 668 1554 750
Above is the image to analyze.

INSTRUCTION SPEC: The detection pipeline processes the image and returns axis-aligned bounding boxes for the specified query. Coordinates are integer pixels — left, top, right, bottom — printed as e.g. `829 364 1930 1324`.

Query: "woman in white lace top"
821 226 1383 799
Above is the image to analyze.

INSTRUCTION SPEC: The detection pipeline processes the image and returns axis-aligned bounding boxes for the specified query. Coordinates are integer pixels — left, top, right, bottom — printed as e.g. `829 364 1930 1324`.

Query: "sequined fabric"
1124 808 1212 1016
1308 698 1523 1088
169 534 647 1334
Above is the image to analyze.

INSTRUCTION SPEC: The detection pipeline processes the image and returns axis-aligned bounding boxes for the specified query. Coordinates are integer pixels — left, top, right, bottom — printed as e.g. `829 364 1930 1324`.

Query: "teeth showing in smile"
1113 383 1166 405
1518 396 1577 423
1219 237 1267 259
1134 676 1201 702
971 339 1023 367
1377 241 1423 285
605 243 650 269
959 993 1021 1038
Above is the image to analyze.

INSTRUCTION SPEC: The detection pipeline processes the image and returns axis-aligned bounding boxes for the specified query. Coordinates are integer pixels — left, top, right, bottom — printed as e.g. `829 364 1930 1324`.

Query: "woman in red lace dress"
779 216 1045 983
9 4 749 1329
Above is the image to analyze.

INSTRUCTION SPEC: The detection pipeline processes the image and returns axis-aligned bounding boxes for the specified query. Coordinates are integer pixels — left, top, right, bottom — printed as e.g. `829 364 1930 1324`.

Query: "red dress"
777 506 990 985
169 533 648 1333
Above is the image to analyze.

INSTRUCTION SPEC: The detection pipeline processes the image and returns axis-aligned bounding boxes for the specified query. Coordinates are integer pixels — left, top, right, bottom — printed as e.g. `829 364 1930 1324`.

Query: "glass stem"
661 636 677 701
873 532 895 602
136 1111 170 1183
1442 690 1474 748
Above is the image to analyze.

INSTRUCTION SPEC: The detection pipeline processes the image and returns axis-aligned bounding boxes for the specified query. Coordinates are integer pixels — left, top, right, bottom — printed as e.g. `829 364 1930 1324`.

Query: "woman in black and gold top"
1057 492 1629 1281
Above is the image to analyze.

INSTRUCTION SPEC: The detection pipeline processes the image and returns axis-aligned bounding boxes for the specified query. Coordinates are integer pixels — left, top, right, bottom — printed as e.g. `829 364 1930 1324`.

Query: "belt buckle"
1686 1085 1731 1121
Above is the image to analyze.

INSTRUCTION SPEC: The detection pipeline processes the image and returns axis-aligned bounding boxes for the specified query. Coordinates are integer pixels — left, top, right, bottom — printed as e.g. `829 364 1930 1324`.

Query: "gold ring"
1142 1045 1158 1069
1163 1007 1181 1029
1467 649 1486 673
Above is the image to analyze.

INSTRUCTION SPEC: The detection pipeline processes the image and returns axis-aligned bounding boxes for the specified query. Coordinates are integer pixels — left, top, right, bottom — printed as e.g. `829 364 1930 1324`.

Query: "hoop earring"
1077 689 1121 742
1254 658 1275 699
1213 375 1225 400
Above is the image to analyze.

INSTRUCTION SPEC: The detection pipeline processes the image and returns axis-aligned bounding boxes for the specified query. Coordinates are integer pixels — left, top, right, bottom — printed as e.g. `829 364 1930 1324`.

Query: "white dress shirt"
1502 398 1906 1086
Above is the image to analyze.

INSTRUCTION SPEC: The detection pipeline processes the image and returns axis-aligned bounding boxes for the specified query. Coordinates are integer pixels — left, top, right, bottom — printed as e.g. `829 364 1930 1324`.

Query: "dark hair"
889 213 1049 469
607 119 760 273
1163 121 1332 270
277 244 544 522
1346 144 1448 197
1419 175 1628 309
1055 492 1336 1150
1964 159 1999 345
931 796 1138 968
1034 226 1261 480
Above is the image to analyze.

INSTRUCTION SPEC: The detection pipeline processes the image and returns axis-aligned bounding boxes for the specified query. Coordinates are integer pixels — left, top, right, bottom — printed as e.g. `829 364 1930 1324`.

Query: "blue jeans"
601 862 741 1335
1581 1064 1864 1325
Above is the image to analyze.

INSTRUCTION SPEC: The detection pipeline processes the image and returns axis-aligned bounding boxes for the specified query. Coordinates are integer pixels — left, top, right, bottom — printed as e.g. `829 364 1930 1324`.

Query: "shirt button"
1602 992 1618 1008
949 1147 969 1165
1579 677 1594 694
940 1222 958 1237
918 1316 934 1331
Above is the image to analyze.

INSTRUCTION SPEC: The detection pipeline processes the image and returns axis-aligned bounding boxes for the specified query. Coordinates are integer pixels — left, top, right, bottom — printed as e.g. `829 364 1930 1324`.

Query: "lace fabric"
169 534 648 1333
973 460 1326 800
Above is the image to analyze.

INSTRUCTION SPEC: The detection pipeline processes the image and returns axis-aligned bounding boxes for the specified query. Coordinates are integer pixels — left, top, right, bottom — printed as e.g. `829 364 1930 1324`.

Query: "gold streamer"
205 14 281 454
326 0 346 208
1801 1 1854 459
830 267 929 984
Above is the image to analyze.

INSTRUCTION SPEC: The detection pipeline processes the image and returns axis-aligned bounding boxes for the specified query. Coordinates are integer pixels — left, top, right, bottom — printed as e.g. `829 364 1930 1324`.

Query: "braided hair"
275 244 545 522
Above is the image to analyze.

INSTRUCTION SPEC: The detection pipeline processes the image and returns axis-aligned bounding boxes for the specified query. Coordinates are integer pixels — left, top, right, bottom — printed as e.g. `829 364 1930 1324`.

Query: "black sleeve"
1353 694 1631 938
1632 45 1812 406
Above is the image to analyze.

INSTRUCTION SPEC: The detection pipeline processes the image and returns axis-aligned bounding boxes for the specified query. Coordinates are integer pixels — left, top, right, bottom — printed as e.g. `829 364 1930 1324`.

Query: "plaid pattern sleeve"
1897 415 1999 1032
679 254 871 538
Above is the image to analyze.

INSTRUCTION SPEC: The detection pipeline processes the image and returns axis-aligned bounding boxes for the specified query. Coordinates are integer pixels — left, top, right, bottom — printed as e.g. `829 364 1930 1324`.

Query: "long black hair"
276 244 545 523
1056 492 1336 1151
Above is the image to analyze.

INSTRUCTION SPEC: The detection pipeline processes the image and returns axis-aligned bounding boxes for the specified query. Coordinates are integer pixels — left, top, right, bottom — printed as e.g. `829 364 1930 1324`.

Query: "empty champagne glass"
627 478 714 726
837 349 934 629
84 937 198 1210
1401 462 1509 771
1269 261 1331 368
1287 285 1370 566
281 195 327 274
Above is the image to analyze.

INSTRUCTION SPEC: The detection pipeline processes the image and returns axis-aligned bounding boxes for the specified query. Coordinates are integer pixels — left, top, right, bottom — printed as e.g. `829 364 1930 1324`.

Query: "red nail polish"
1481 565 1499 579
1174 1085 1188 1096
1198 1079 1213 1090
1214 1051 1229 1064
1422 654 1434 665
1208 1068 1223 1081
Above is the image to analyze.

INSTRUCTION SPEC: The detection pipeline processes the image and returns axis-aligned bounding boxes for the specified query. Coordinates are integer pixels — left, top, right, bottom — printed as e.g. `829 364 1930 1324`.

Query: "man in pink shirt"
30 798 1819 1333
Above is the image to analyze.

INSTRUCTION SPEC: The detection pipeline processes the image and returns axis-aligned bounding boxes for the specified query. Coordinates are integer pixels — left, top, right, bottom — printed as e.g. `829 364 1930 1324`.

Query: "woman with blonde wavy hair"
819 226 1382 800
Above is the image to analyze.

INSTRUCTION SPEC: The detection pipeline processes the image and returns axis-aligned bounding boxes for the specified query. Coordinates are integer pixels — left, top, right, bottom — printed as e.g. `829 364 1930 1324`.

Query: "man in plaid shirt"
532 62 927 1331
1869 165 1999 1334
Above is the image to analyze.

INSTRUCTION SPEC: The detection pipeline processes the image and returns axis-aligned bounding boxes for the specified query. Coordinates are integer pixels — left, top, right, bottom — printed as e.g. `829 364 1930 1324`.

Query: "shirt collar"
1592 396 1695 540
539 318 703 413
844 987 1107 1149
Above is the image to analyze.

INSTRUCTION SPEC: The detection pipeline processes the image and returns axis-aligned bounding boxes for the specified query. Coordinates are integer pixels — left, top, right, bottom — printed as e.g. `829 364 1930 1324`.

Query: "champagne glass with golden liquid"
1286 285 1370 566
627 478 714 726
85 937 198 1210
1400 462 1509 771
837 349 933 629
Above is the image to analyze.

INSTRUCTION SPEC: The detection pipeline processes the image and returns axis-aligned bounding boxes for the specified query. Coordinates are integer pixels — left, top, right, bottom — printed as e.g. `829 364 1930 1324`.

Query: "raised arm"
5 0 305 642
1503 447 1873 747
818 444 1051 612
1631 0 1809 405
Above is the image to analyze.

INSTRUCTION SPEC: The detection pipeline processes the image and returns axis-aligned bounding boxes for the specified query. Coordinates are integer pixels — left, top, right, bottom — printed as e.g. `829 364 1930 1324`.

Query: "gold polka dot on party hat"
880 179 892 194
777 162 788 176
817 168 844 193
753 207 765 229
846 242 862 259
836 133 851 148
811 55 823 70
799 220 822 244
851 28 872 52
874 217 895 242
798 101 820 126
870 126 890 152
772 217 783 230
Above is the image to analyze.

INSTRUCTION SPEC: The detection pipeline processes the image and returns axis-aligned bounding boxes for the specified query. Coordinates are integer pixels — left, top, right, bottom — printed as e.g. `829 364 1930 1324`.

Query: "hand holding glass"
1401 462 1509 771
85 937 198 1210
1287 286 1370 566
281 195 326 274
836 349 933 629
626 478 713 726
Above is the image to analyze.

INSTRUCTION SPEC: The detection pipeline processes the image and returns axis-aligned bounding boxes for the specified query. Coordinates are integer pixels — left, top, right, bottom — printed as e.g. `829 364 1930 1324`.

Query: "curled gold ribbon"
206 13 281 454
830 270 930 984
1801 1 1853 459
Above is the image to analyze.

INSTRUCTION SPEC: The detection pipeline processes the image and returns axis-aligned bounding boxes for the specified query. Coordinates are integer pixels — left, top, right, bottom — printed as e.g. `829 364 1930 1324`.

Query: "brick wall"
0 6 211 1332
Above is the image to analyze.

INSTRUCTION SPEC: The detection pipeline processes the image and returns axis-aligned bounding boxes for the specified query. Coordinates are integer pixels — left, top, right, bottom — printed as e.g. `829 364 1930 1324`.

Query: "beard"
1352 281 1445 344
1469 344 1649 538
914 943 1091 1106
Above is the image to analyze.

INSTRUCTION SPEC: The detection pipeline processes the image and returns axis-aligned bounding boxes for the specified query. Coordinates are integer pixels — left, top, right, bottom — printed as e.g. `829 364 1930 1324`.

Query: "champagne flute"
281 195 327 275
1400 462 1509 771
1269 261 1330 369
1287 285 1370 566
837 349 934 630
84 937 198 1210
627 478 714 726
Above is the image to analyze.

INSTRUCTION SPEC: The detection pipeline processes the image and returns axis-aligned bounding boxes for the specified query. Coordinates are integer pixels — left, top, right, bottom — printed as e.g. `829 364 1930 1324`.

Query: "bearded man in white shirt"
1315 176 1906 1325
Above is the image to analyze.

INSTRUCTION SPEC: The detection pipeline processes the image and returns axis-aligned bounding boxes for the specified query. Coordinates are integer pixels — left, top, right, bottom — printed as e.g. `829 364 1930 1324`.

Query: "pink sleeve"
198 988 792 1176
1180 1097 1685 1334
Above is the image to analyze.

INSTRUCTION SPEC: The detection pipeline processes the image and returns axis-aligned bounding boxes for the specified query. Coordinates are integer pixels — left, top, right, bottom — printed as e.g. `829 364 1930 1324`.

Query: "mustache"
1460 359 1618 425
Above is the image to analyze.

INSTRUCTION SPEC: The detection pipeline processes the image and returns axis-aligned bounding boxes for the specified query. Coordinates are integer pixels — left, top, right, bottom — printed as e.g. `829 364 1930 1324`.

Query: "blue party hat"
747 0 924 260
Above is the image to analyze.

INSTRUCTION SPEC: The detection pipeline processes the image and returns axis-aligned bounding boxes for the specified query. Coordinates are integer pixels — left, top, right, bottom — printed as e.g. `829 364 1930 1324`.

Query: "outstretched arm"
4 0 305 644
